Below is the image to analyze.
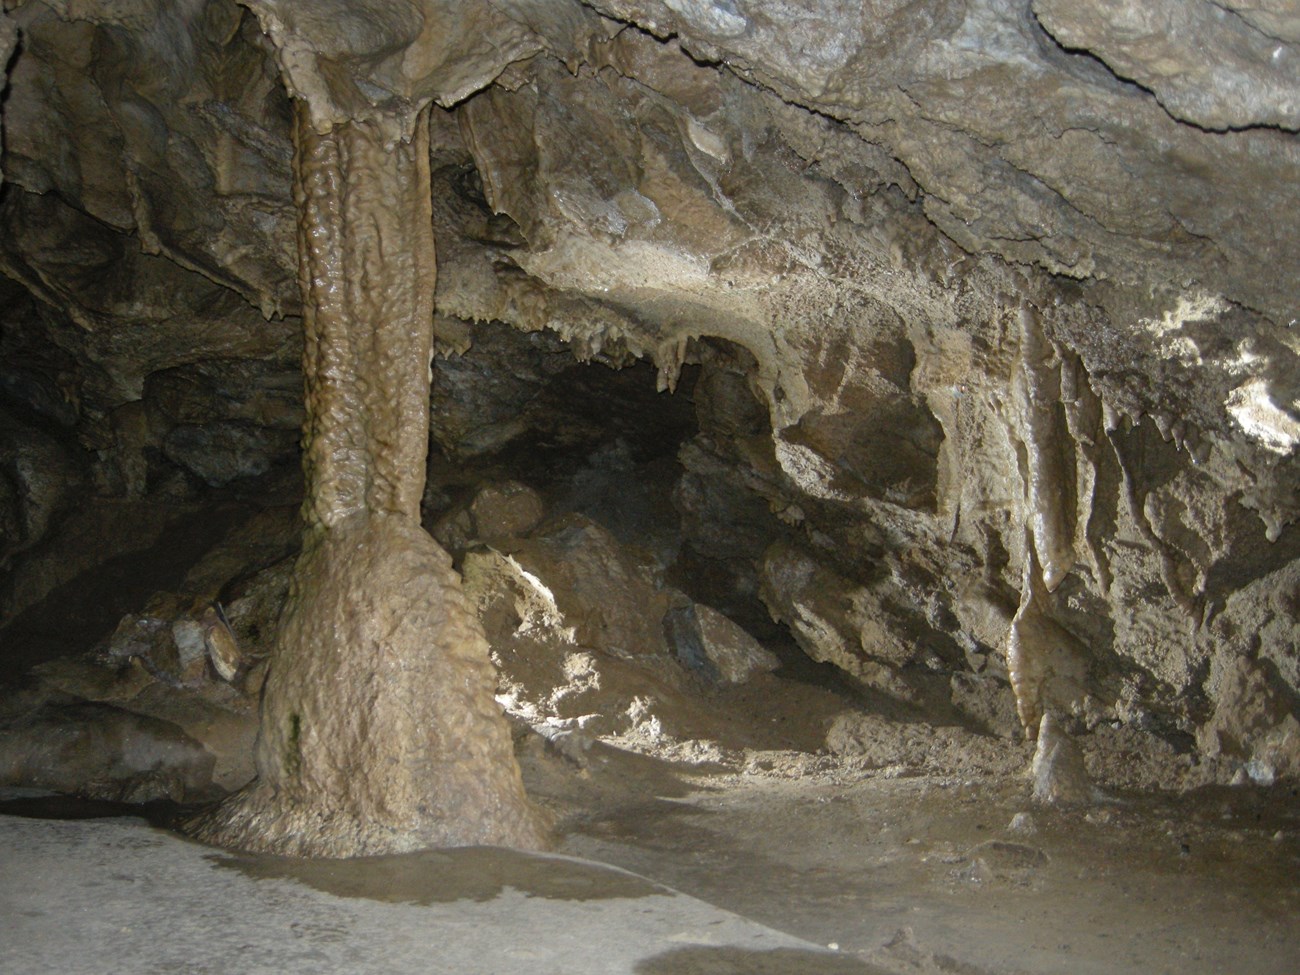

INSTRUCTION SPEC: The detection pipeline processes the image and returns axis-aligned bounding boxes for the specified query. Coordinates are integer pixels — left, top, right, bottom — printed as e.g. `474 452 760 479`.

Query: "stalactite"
1006 533 1090 739
1006 541 1051 738
656 334 690 393
1011 302 1076 593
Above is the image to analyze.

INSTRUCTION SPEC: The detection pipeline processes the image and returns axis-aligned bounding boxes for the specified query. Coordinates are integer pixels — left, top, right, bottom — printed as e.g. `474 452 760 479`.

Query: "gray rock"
692 604 781 684
162 421 298 486
0 702 217 802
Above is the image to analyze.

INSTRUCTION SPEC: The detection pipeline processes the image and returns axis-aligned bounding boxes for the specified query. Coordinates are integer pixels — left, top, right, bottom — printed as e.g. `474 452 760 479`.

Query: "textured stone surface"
193 104 543 854
691 603 781 685
498 515 672 660
0 0 1297 798
193 512 547 855
1030 713 1095 806
460 513 796 745
4 0 298 317
0 810 841 975
1033 0 1300 131
0 703 217 802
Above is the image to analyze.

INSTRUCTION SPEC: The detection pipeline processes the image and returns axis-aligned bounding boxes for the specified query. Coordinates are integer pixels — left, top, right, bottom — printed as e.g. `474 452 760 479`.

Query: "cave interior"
0 1 1298 972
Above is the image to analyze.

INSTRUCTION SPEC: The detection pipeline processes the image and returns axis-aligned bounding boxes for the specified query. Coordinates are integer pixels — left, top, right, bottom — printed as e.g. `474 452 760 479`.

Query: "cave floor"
544 744 1300 975
4 747 1297 975
0 789 831 975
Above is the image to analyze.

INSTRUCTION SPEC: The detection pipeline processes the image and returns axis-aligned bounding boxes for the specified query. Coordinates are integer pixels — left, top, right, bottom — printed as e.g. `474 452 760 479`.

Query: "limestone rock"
462 518 786 745
0 0 1297 808
462 544 643 736
692 603 781 684
760 542 922 699
825 710 1027 778
0 13 14 84
432 480 545 553
470 481 546 540
949 672 1021 740
200 604 243 682
162 422 298 487
1007 811 1037 835
499 515 672 659
1198 655 1300 784
1031 713 1094 806
29 656 258 793
1033 0 1300 131
3 0 299 316
0 702 218 803
0 412 84 571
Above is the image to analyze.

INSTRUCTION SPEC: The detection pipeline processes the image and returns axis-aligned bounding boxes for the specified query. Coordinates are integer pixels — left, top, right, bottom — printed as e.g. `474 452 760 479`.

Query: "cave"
1 1 1298 972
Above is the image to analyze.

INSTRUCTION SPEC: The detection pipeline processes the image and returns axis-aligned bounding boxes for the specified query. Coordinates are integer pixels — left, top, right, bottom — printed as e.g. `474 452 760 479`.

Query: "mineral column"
191 103 546 856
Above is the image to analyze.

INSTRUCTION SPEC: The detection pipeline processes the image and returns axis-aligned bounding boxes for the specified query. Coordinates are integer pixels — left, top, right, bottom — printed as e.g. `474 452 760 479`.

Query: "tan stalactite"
189 101 547 856
1007 541 1050 739
1006 532 1091 739
1012 301 1077 593
293 103 437 527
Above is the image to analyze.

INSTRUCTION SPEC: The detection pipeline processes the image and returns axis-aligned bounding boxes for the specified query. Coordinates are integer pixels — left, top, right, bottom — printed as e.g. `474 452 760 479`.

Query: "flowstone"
192 513 545 855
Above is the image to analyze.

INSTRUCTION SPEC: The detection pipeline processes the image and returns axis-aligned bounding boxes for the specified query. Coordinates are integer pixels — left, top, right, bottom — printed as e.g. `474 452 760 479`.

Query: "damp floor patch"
0 791 865 975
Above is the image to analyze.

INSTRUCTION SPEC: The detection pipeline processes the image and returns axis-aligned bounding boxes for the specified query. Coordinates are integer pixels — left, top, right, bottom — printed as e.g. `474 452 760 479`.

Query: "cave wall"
1 0 1297 783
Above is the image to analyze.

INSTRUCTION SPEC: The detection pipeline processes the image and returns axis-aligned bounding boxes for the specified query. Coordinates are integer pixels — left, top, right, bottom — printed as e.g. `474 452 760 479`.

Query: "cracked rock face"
1 0 1298 801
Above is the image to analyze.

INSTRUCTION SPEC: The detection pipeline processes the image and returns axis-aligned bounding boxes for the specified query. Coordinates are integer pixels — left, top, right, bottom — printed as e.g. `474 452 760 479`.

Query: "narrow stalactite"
1006 538 1090 739
1006 542 1052 739
1012 302 1076 593
189 102 547 856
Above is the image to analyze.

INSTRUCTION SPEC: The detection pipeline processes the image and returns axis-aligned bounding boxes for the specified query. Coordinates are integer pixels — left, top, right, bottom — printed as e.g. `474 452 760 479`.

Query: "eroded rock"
1198 655 1300 785
1030 713 1095 806
0 702 217 803
0 0 1297 822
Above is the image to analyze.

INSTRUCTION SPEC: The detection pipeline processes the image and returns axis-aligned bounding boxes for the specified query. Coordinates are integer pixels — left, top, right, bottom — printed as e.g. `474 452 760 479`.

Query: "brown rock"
1031 713 1094 806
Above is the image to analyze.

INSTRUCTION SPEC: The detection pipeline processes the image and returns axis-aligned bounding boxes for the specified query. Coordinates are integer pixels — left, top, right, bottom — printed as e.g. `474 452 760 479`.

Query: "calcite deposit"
0 0 1298 854
187 101 545 854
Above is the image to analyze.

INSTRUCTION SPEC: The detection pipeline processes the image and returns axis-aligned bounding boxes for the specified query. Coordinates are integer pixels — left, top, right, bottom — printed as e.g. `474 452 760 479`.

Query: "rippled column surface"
192 104 546 856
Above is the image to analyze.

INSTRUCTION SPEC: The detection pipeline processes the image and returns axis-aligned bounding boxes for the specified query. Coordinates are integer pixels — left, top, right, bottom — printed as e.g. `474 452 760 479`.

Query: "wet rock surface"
1 797 847 975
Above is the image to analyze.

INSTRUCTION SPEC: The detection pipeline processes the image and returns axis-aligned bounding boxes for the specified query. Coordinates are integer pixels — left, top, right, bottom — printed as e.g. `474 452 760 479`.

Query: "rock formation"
1 0 1298 849
189 102 545 855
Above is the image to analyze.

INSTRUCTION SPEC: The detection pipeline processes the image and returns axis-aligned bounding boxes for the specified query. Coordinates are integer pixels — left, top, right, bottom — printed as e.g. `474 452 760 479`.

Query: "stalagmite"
190 103 546 856
1030 712 1094 805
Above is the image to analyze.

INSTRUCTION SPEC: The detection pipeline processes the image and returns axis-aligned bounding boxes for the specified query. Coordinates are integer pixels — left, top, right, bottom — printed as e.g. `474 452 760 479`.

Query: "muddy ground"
4 718 1297 975
514 728 1300 975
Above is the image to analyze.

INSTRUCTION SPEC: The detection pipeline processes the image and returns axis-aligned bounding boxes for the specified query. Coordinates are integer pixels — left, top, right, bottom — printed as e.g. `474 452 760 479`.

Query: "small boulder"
663 598 780 684
470 481 546 541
